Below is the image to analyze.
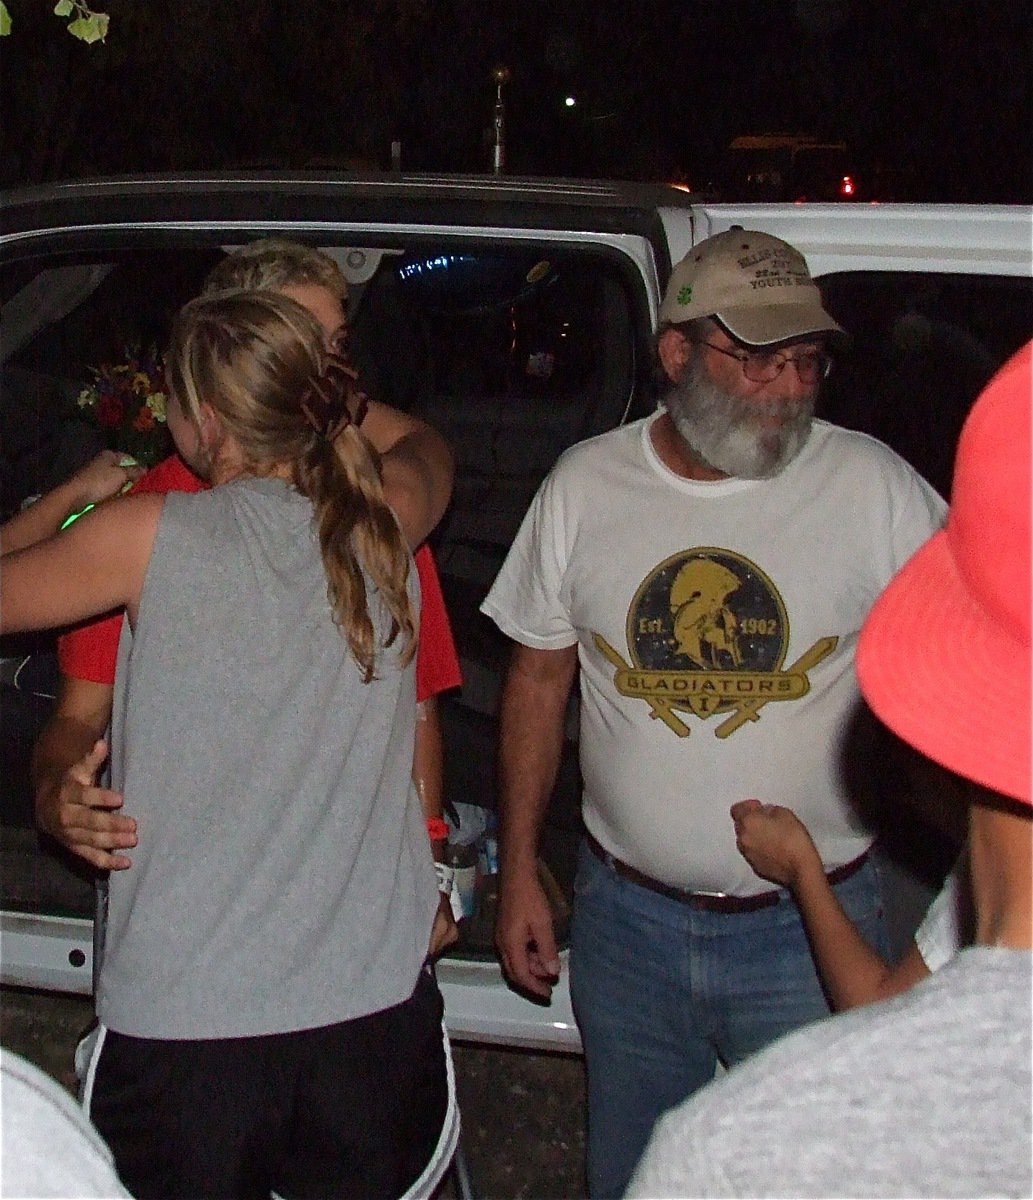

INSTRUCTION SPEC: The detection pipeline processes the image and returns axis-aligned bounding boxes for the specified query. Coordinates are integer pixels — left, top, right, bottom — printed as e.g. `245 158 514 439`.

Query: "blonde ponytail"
166 291 416 680
294 418 417 683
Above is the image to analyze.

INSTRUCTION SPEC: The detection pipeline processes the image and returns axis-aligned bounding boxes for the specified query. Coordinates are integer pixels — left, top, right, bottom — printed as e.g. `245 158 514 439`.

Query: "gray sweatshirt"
628 946 1033 1199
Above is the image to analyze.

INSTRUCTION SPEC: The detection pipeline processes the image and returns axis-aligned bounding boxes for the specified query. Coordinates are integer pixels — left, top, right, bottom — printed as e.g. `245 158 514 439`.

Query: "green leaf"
54 0 74 16
67 12 108 43
0 2 11 36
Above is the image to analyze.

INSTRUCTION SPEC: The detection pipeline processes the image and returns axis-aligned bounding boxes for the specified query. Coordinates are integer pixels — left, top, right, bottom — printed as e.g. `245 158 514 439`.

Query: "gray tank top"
101 477 436 1039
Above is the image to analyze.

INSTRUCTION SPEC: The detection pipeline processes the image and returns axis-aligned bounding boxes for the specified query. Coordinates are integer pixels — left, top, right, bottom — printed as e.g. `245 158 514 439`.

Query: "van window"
814 269 1032 897
0 239 641 956
817 271 1033 498
354 248 638 918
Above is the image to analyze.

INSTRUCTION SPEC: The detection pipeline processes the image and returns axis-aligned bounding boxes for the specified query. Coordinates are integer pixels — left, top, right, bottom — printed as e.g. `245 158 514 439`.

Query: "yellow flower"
146 391 167 422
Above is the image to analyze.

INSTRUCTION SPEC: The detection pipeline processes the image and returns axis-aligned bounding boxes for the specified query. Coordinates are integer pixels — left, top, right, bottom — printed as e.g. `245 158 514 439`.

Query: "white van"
1 175 1030 1052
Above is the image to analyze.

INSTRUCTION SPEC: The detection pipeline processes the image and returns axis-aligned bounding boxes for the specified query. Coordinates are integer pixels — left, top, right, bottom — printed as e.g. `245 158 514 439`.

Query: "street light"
491 65 511 175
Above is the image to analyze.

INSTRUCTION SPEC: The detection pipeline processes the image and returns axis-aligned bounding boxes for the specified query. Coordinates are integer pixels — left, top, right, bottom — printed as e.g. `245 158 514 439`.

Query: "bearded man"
482 229 947 1198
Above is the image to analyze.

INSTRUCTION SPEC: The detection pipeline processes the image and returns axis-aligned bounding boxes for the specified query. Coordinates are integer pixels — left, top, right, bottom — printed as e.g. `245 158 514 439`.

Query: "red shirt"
58 455 461 703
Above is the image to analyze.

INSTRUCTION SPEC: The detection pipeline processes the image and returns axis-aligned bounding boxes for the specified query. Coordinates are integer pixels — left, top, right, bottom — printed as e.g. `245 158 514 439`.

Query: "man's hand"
67 450 144 511
494 643 576 1001
427 893 459 960
1 450 143 556
36 739 137 871
729 799 821 890
495 870 560 999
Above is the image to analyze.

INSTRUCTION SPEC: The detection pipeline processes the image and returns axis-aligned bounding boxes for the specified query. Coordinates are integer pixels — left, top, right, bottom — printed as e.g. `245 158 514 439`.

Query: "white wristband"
434 861 455 896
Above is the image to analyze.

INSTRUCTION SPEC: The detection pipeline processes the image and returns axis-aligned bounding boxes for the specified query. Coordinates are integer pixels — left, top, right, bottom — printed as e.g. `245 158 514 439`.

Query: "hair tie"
300 354 369 442
299 358 368 441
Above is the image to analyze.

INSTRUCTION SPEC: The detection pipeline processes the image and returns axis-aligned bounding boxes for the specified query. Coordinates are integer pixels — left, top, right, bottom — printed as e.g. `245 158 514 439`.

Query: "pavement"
0 984 587 1200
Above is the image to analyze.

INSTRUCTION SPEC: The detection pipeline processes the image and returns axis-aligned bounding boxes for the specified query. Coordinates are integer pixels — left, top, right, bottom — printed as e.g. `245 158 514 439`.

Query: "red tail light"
839 175 856 198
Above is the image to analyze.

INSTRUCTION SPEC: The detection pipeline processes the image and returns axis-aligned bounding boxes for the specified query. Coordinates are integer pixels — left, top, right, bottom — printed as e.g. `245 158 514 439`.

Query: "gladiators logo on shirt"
593 548 837 739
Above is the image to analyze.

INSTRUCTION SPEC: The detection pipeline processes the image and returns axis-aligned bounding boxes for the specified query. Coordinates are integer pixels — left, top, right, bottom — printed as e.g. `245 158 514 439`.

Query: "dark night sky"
1 0 1030 201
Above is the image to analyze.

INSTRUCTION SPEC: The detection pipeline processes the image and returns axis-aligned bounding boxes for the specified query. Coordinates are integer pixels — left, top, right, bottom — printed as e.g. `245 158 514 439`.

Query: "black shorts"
83 966 457 1199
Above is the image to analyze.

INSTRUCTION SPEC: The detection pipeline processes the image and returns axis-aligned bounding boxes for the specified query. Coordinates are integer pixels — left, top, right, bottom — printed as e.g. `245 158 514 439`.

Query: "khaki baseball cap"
659 228 844 347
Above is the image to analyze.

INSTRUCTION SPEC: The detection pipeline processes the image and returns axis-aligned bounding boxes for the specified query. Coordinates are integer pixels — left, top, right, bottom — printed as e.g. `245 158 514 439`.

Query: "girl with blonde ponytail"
1 289 457 1198
166 290 417 681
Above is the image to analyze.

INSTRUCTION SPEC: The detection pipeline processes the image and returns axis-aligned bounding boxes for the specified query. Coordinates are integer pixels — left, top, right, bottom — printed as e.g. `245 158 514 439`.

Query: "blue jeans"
569 840 886 1198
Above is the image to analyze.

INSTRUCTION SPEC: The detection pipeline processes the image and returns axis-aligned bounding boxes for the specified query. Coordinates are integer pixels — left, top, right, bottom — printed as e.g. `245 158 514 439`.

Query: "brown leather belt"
584 830 868 914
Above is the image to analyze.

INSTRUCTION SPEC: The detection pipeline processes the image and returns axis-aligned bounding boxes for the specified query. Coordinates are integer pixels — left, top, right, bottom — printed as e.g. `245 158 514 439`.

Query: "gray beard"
665 356 815 479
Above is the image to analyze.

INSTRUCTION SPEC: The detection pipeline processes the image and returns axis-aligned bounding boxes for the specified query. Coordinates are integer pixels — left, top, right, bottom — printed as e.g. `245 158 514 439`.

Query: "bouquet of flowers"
76 344 171 467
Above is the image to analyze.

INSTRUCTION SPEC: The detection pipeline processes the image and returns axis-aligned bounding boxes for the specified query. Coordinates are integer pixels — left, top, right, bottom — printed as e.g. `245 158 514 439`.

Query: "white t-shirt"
914 854 972 971
483 414 946 895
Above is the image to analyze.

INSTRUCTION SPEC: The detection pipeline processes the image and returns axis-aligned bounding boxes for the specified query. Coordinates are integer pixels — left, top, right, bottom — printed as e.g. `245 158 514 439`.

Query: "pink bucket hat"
856 341 1032 803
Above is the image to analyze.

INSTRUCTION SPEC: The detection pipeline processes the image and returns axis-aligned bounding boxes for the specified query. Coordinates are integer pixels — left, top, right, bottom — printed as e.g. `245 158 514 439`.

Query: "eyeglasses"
699 341 832 385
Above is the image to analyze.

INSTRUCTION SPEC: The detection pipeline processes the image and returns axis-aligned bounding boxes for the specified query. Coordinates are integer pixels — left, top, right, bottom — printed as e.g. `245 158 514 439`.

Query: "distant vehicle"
714 133 860 202
1 173 1030 1055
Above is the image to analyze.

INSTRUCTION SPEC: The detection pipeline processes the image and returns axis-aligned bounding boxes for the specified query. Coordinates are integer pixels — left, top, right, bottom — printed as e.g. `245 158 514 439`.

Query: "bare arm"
360 402 454 549
0 451 142 555
413 698 446 827
730 799 931 1009
1 493 161 635
32 677 137 871
414 697 459 957
495 641 578 998
11 494 159 869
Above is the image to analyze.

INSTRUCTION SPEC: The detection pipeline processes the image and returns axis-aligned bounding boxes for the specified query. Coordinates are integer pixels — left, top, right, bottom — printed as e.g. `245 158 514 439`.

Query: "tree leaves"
58 0 109 43
66 13 109 43
0 0 108 41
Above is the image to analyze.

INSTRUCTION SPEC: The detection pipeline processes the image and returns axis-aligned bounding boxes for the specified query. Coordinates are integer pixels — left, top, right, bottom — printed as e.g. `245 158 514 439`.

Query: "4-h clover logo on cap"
677 285 693 306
